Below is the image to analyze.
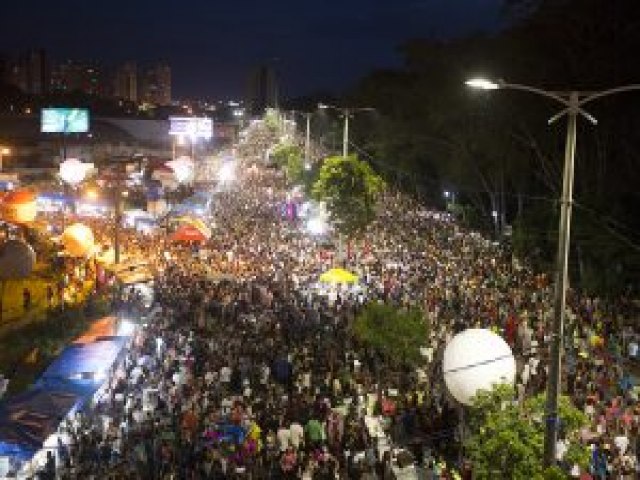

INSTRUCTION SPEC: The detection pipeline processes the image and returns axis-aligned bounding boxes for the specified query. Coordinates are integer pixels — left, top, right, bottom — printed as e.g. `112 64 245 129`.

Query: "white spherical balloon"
443 328 516 406
59 158 91 186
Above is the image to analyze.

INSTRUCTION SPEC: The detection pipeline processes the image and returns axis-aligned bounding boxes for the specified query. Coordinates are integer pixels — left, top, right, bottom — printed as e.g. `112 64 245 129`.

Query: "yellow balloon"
61 223 95 257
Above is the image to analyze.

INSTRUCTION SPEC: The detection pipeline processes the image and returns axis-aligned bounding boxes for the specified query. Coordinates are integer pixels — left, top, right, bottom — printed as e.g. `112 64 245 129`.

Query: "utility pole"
104 163 127 265
304 113 311 167
342 109 350 158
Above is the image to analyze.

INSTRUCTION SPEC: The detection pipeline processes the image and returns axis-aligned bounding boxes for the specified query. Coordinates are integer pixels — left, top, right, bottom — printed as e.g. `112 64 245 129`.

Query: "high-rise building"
140 63 171 106
50 60 105 96
4 49 49 95
26 49 48 95
113 62 138 102
246 64 278 116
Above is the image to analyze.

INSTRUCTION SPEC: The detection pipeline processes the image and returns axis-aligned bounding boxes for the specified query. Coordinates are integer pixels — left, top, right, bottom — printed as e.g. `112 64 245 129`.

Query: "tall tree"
312 155 384 237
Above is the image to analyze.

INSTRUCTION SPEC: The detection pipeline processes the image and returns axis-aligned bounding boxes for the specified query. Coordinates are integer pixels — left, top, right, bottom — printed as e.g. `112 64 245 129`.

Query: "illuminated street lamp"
318 103 375 157
464 78 500 90
467 76 640 468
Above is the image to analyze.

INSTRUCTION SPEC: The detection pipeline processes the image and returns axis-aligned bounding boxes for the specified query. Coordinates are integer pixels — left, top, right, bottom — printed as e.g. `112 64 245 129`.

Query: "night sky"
1 0 505 100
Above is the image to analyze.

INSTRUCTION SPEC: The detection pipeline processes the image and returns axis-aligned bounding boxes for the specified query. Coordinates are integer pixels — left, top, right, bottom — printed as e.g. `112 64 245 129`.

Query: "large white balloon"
59 158 92 186
443 328 516 406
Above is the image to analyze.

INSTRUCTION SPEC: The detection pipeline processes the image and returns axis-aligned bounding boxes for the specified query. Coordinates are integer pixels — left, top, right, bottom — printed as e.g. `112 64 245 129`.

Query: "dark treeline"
341 0 640 295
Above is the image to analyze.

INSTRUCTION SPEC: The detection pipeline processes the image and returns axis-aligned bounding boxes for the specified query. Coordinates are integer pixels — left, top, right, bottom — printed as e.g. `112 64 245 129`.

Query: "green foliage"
352 302 428 366
271 143 304 184
312 155 384 236
263 109 281 132
466 385 589 480
537 466 569 480
347 0 640 295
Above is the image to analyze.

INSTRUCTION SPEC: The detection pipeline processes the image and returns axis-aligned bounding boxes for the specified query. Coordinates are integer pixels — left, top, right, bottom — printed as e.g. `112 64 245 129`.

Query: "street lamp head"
1 147 10 155
465 78 500 90
317 103 329 110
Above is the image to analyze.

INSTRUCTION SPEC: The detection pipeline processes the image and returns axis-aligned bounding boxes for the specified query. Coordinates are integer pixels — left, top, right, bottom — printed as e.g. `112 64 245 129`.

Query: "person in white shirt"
220 365 232 383
277 424 291 452
261 364 270 385
555 438 568 462
614 432 629 456
290 422 304 450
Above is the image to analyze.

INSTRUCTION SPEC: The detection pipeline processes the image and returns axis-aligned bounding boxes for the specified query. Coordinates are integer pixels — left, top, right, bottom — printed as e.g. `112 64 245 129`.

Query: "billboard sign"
169 117 213 139
41 108 90 133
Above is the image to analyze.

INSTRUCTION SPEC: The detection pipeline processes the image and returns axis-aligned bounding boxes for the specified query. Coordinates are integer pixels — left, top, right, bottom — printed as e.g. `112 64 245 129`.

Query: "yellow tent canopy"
319 268 359 284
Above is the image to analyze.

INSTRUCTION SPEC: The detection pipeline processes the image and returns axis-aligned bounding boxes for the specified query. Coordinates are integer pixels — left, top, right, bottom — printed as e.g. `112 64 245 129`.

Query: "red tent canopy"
171 224 207 243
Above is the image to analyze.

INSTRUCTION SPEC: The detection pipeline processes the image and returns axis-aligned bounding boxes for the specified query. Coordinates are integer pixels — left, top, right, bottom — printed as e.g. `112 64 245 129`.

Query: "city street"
2 2 640 478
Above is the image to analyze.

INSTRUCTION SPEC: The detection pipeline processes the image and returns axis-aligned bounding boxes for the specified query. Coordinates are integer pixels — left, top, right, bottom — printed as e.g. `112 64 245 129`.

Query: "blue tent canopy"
40 336 128 382
36 378 102 403
0 389 78 455
0 333 130 466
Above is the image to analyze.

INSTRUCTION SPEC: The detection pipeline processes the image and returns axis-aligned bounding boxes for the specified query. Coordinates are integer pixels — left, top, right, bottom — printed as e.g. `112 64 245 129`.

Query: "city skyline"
2 51 173 106
0 0 505 99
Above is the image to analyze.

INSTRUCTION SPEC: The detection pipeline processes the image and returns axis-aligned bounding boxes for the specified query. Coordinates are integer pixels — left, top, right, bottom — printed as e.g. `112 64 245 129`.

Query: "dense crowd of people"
23 158 639 479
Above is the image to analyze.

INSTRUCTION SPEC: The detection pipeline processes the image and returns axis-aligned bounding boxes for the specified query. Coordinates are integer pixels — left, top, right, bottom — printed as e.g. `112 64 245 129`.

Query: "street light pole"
114 187 122 265
466 78 640 468
305 113 311 167
544 92 578 466
318 103 374 158
107 165 127 265
342 109 350 158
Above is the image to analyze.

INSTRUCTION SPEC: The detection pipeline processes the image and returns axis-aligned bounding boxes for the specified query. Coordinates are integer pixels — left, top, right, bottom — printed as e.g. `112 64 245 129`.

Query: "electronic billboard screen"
169 117 213 139
41 108 90 133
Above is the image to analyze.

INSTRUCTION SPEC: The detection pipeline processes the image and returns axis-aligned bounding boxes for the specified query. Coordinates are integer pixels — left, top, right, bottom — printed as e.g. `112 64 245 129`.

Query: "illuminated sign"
41 108 90 133
169 117 213 139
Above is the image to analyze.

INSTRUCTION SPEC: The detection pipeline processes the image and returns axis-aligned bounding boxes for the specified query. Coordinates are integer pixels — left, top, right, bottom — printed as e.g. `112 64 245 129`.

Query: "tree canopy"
311 154 384 237
466 384 590 479
271 143 304 184
352 302 428 366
